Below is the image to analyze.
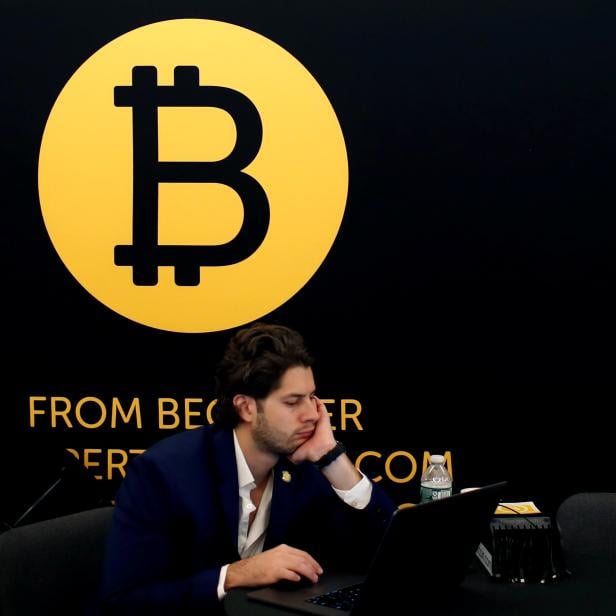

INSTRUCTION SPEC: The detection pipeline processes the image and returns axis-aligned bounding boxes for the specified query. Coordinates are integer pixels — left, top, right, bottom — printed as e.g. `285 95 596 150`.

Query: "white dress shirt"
217 430 372 599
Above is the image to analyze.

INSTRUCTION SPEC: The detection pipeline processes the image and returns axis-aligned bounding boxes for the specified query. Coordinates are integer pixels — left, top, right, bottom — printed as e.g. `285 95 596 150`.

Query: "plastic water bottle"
419 454 452 502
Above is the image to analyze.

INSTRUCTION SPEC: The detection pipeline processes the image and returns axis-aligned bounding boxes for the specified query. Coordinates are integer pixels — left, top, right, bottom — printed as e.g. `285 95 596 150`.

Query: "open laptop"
247 481 508 615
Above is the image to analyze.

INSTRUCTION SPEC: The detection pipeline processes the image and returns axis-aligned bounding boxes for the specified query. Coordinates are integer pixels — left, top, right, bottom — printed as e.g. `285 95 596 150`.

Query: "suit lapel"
265 459 300 549
211 428 240 554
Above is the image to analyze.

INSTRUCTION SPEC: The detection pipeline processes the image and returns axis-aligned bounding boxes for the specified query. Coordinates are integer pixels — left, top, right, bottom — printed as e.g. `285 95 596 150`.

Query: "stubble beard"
253 408 296 457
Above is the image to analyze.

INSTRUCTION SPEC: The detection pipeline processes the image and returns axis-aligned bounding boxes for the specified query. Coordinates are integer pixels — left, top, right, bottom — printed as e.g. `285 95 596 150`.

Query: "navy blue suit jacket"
99 425 395 614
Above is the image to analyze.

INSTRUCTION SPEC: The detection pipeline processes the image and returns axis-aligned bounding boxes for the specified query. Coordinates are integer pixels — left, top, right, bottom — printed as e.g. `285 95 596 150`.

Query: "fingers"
268 544 323 585
314 396 327 414
314 398 332 428
225 545 323 589
280 545 323 582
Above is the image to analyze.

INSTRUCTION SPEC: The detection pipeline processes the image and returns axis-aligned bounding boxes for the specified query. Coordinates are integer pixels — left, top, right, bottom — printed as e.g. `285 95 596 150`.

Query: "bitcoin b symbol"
114 65 269 286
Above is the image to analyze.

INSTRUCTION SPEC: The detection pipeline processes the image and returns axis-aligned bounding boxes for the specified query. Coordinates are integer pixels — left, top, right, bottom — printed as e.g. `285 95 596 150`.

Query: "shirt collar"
233 429 256 491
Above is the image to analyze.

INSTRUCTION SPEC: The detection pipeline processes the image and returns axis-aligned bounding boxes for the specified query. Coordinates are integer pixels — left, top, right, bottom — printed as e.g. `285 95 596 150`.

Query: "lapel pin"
282 470 292 483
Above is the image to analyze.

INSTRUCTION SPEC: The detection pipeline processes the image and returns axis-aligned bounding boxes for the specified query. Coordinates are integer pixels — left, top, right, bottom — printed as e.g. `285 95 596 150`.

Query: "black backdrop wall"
2 0 615 527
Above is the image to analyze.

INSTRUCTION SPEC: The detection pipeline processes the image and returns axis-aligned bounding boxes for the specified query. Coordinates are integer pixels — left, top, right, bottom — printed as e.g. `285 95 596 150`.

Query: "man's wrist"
314 441 346 469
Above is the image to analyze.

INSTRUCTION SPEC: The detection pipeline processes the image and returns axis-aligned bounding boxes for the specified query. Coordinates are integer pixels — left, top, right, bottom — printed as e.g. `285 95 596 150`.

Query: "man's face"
252 365 318 456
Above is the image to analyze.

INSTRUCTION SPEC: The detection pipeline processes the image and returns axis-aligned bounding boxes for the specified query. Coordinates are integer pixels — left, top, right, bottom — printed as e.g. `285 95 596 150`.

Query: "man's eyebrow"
282 391 315 399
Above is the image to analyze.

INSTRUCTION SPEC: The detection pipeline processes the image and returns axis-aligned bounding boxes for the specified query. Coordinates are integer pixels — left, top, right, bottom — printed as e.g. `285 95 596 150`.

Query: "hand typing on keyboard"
226 544 323 590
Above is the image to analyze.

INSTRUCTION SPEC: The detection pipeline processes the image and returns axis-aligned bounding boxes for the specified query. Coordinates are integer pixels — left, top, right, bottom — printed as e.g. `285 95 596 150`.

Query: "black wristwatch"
315 441 346 469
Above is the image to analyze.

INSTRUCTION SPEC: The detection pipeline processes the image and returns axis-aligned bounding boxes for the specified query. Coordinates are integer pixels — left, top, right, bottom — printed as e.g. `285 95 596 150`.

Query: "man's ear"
233 394 255 422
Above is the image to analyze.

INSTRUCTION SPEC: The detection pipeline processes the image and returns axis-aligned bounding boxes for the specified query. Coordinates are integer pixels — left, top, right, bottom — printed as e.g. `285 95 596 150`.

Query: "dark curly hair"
212 322 314 428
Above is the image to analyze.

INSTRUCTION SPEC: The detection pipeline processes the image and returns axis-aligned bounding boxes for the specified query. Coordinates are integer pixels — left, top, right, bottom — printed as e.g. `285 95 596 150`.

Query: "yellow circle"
38 19 348 333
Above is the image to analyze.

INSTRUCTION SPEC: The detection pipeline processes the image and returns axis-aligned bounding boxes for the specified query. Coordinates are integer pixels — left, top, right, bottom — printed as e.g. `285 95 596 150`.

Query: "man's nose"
300 398 318 421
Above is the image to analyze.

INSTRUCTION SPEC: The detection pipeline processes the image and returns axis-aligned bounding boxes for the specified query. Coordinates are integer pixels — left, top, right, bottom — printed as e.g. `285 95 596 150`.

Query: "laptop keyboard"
306 582 364 611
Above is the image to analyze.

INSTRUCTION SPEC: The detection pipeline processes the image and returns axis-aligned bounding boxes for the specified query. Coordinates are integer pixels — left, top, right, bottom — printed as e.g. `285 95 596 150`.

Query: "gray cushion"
556 492 616 571
0 506 113 615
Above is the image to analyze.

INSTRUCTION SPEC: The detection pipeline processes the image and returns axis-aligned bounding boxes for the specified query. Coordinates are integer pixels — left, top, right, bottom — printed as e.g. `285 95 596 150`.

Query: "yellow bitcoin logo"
38 19 348 332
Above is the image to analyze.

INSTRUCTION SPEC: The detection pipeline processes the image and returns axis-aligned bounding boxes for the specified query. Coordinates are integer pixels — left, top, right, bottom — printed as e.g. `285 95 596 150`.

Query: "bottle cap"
429 454 445 464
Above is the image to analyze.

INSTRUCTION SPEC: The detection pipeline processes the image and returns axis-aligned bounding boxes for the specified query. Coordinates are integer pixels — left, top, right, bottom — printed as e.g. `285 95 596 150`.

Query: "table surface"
224 559 616 616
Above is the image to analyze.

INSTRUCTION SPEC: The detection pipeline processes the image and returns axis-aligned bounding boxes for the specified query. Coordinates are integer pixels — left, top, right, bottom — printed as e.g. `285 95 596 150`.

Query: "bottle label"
419 486 452 503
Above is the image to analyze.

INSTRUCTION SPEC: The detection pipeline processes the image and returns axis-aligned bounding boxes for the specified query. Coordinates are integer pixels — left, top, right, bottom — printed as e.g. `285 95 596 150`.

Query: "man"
100 322 396 614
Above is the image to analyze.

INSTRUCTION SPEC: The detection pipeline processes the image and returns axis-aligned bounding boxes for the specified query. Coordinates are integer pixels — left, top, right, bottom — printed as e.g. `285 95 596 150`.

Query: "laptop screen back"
355 481 508 612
